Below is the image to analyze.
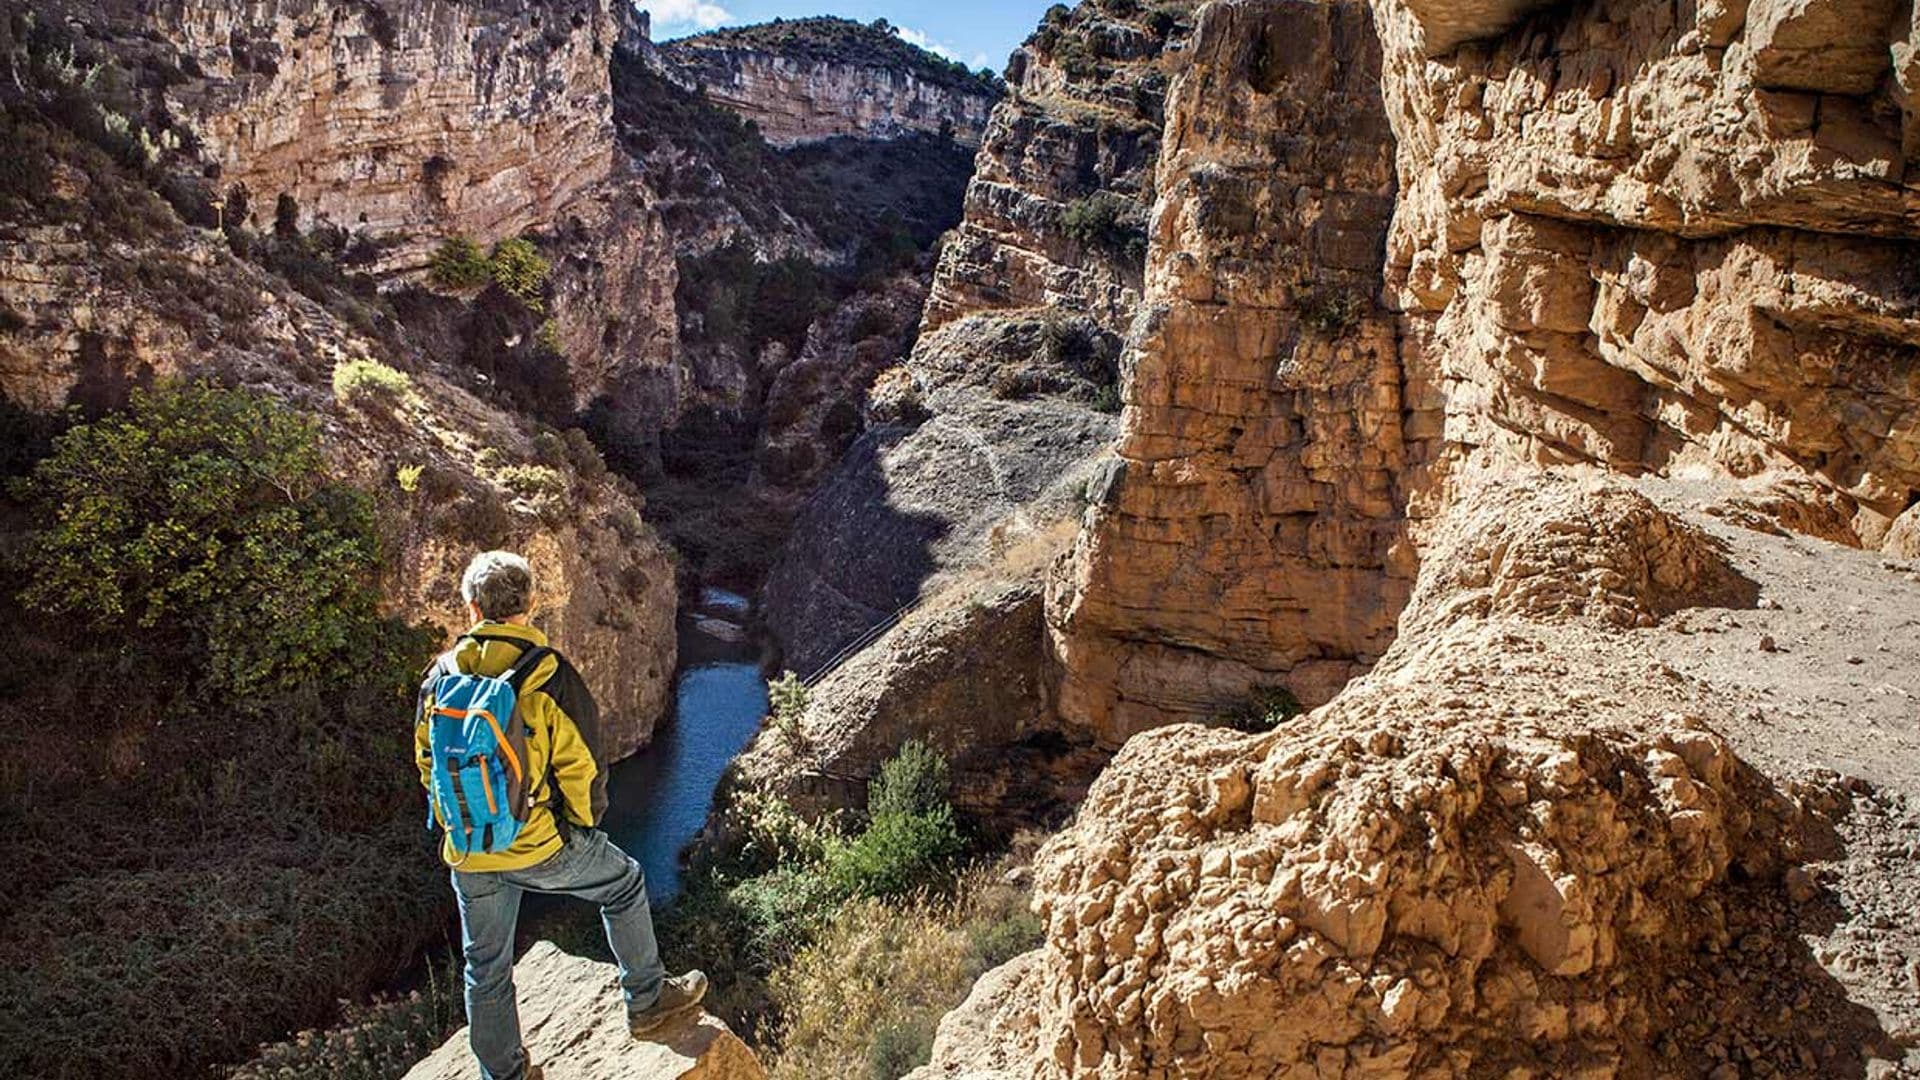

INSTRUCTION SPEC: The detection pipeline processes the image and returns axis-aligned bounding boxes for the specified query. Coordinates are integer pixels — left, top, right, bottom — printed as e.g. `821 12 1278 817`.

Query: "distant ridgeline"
653 16 1003 147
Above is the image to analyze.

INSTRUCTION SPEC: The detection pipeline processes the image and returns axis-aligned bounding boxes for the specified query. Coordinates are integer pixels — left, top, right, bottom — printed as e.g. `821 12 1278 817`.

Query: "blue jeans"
451 828 666 1080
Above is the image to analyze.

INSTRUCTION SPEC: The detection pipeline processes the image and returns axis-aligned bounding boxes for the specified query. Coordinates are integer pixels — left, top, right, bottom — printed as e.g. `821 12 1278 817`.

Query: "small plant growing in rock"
1297 287 1367 338
1062 193 1148 264
332 358 414 407
394 463 424 494
427 235 491 289
495 463 568 518
768 670 811 745
1218 685 1303 733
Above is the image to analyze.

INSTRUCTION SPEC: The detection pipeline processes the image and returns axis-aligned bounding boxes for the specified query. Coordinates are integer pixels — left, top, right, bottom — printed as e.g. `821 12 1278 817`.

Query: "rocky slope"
914 472 1920 1078
404 943 764 1080
762 0 1200 674
658 18 1001 147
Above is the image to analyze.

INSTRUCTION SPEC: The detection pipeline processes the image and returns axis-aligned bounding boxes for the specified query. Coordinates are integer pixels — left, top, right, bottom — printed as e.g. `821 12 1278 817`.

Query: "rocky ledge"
403 943 764 1080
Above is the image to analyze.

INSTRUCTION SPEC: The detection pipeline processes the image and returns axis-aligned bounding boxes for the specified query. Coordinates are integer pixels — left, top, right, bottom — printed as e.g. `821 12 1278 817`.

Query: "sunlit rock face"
658 20 1000 148
131 0 616 274
1047 0 1415 747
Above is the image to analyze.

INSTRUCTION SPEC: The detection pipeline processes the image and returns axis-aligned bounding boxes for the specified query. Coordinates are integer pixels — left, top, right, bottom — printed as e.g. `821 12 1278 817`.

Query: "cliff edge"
403 944 765 1080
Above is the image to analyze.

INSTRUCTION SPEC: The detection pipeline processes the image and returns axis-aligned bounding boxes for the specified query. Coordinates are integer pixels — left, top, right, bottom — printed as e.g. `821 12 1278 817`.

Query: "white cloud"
891 24 965 65
640 0 733 35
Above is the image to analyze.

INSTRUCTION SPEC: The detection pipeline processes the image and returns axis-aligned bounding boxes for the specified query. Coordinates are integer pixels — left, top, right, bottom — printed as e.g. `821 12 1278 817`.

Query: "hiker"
415 550 707 1080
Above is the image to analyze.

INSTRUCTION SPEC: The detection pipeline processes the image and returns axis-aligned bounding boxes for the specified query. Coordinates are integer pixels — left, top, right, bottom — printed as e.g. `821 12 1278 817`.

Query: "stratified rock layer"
403 943 764 1080
659 20 999 147
1048 0 1415 745
136 0 616 273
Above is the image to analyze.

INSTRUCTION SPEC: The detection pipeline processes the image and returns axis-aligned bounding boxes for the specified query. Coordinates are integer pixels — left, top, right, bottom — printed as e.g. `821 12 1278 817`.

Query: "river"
598 586 769 903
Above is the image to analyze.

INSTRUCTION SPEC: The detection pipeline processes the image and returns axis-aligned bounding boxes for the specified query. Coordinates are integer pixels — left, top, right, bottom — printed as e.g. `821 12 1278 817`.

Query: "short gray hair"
461 550 534 620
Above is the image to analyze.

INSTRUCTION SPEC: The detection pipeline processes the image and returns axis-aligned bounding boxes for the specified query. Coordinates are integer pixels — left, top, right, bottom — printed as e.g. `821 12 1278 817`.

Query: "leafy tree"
17 381 405 697
428 235 491 289
488 236 551 312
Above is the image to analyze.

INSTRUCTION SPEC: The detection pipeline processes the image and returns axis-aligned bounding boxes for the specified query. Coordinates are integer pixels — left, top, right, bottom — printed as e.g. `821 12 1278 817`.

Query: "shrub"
489 237 551 312
826 803 965 900
1218 685 1303 733
225 955 463 1080
767 670 810 744
1061 193 1148 264
867 1018 936 1080
868 739 950 819
427 235 491 289
17 382 405 698
331 357 413 406
395 463 424 494
1298 287 1367 337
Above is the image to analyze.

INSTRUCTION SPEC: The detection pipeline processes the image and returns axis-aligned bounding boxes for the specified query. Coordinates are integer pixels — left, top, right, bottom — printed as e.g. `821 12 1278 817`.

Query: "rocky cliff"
1048 0 1413 745
658 18 1001 147
129 0 617 275
404 943 764 1080
902 0 1920 1073
762 0 1198 674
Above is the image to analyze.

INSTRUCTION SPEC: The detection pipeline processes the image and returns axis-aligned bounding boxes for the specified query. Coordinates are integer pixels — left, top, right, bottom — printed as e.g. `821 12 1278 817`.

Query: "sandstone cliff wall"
1376 0 1920 546
659 40 998 147
1048 0 1415 746
128 0 617 275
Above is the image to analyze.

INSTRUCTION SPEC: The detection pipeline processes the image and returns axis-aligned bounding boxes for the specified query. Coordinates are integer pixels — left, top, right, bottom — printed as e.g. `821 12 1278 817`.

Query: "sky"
637 0 1060 73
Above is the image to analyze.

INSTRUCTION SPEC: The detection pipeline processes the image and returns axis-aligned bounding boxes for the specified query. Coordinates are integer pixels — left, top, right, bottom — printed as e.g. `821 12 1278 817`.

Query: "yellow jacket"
414 622 604 871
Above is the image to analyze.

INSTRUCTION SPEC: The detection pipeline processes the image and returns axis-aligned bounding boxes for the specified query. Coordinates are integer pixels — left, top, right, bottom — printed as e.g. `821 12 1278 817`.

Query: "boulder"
403 943 764 1080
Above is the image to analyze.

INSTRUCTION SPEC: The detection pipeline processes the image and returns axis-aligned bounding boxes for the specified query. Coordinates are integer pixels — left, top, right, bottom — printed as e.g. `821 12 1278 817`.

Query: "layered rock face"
762 3 1198 674
131 0 616 274
915 473 1920 1078
1375 0 1920 545
658 19 999 147
0 151 676 758
404 943 764 1080
1048 0 1415 745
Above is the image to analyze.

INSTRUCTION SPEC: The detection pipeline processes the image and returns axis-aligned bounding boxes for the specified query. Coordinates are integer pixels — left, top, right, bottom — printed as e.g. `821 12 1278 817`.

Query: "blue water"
600 589 768 903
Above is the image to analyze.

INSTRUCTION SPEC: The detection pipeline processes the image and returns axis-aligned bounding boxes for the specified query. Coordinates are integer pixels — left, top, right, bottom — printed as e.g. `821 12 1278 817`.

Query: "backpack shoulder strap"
501 644 555 692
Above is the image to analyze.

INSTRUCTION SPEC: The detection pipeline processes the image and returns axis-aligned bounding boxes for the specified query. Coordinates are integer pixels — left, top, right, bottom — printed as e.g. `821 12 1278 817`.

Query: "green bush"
868 739 950 819
17 382 406 698
427 235 491 289
1061 193 1148 264
331 357 413 406
1298 287 1367 337
826 804 965 900
767 670 810 744
227 955 463 1080
866 1018 936 1080
489 237 551 312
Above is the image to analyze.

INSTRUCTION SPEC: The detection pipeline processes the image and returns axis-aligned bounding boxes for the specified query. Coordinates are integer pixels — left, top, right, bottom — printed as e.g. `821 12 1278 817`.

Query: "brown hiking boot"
629 969 709 1038
525 1067 544 1080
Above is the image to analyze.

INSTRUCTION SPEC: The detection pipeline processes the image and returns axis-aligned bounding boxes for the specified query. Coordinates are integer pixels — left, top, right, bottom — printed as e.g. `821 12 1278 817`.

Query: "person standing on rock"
415 550 708 1080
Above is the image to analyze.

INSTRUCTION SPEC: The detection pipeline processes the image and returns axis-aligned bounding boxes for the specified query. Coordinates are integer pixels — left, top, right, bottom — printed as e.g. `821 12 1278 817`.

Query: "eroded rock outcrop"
403 943 764 1080
1375 0 1920 545
1048 0 1414 745
915 474 1916 1078
658 18 1000 147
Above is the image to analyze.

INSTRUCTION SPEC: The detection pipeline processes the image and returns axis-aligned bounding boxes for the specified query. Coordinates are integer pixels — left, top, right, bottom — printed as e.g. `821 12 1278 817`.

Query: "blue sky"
637 0 1059 72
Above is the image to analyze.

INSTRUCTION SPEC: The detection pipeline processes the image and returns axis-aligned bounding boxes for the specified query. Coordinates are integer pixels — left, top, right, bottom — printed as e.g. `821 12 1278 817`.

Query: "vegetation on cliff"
0 385 442 1080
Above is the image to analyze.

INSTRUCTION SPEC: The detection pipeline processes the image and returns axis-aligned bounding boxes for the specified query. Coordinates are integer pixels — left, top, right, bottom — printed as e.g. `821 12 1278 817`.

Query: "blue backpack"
421 639 553 861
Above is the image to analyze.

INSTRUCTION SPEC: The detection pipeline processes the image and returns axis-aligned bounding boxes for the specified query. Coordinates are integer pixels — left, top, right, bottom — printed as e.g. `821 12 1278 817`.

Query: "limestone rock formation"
761 2 1198 672
915 473 1920 1078
403 943 764 1080
733 553 1105 833
1048 0 1414 745
133 0 617 274
1374 0 1920 544
658 19 1001 147
0 139 676 757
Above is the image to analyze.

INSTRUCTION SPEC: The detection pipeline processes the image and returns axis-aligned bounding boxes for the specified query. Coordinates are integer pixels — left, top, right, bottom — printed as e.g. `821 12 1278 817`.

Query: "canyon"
3 0 1919 1075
